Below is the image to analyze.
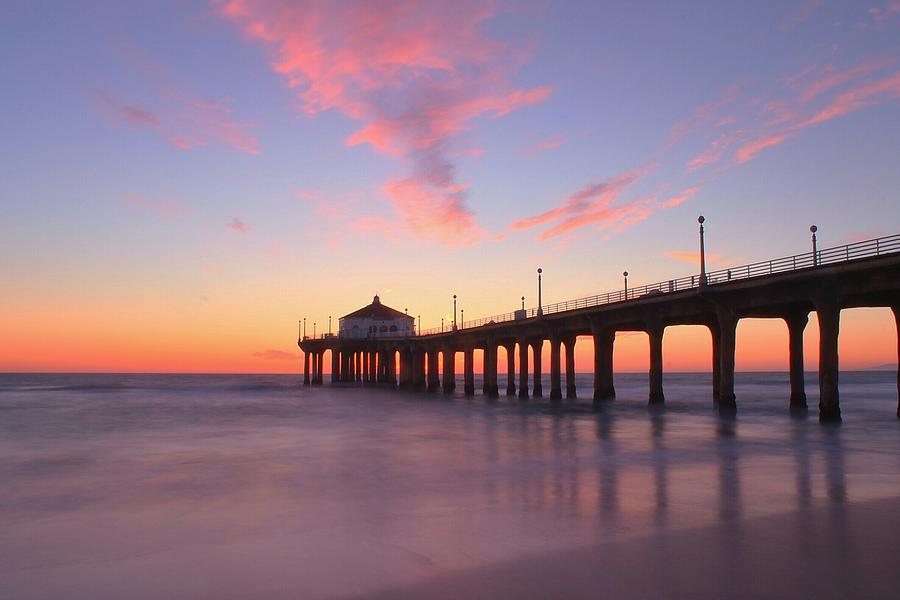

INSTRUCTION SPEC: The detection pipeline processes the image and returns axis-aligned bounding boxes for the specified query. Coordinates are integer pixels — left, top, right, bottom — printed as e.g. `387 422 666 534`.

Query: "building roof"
341 295 412 320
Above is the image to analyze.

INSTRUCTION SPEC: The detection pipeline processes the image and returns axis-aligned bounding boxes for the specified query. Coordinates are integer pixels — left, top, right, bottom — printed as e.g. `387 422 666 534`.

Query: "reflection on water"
1 372 899 599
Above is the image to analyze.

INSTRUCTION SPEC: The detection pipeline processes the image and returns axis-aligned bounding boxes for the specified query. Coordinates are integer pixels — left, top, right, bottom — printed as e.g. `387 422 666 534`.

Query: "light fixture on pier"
810 225 818 266
537 268 543 316
698 215 707 287
313 322 316 337
623 271 629 300
460 308 464 329
303 317 306 339
442 317 444 332
521 296 525 310
453 295 458 331
328 315 332 335
418 315 421 335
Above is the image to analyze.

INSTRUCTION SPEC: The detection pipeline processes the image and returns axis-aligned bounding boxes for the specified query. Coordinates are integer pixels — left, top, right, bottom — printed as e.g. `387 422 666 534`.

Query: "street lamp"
328 315 332 335
441 317 444 332
460 308 464 329
453 294 458 331
313 322 316 337
417 315 421 335
623 271 629 300
698 215 707 287
303 317 307 339
537 268 543 316
810 225 818 266
521 296 525 310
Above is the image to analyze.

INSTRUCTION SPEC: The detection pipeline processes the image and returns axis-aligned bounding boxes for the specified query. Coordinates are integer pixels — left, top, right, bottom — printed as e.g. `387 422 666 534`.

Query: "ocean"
2 371 899 599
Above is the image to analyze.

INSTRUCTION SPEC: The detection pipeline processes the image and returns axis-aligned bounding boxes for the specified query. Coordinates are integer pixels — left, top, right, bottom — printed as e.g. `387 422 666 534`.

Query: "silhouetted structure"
300 234 900 422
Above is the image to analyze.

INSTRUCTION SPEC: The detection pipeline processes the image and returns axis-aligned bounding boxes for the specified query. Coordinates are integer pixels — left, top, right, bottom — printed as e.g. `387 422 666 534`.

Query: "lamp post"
698 215 707 287
623 271 629 300
441 317 444 333
328 315 332 336
303 317 306 339
460 309 464 329
298 320 302 342
810 225 818 266
537 268 543 316
313 322 316 337
453 295 458 331
417 315 421 335
521 296 525 310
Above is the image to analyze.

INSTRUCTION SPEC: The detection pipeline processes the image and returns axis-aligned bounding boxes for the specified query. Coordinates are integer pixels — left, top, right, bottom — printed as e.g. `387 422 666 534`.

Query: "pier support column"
506 344 517 397
303 352 311 385
816 298 841 422
591 325 615 402
356 352 363 384
442 349 456 394
397 350 407 389
483 343 498 398
464 348 475 396
565 337 577 399
786 312 809 409
427 350 440 392
549 336 562 401
331 350 340 385
648 323 665 405
309 351 317 385
318 352 325 385
413 350 426 392
518 340 529 399
362 352 369 384
716 309 737 410
893 306 900 418
377 350 387 383
532 340 543 399
709 324 721 402
387 350 397 386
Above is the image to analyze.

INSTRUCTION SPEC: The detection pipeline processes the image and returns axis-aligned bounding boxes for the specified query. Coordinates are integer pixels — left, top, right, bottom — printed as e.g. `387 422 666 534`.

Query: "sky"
1 0 899 373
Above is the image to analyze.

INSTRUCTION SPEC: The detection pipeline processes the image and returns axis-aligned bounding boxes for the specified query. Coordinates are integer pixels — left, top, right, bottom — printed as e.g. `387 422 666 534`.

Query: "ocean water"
1 372 900 599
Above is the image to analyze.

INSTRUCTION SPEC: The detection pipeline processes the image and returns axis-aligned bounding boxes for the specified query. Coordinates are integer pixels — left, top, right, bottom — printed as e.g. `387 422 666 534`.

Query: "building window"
389 325 397 332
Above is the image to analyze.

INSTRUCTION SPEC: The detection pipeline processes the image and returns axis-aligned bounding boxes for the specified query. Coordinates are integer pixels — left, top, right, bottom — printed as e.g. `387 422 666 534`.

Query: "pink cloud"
795 70 900 128
734 134 790 164
781 0 823 30
119 193 185 215
226 217 253 233
510 166 660 241
686 130 747 172
215 0 551 246
795 58 896 104
294 189 320 201
252 350 298 361
93 40 258 154
525 132 567 156
661 187 700 208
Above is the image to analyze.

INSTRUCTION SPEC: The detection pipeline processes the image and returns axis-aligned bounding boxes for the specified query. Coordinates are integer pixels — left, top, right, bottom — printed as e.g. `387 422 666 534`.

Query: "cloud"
510 166 659 241
294 189 320 201
226 217 253 233
216 0 551 246
735 134 790 164
119 193 185 216
781 0 823 30
252 350 298 361
661 187 700 208
525 132 567 156
794 70 900 128
92 40 258 155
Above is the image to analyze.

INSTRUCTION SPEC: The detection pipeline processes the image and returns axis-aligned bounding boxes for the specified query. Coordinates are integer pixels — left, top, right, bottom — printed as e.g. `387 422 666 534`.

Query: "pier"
299 233 900 422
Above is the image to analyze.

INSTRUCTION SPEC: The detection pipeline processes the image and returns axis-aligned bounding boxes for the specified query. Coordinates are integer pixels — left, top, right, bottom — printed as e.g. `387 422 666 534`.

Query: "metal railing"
416 233 900 336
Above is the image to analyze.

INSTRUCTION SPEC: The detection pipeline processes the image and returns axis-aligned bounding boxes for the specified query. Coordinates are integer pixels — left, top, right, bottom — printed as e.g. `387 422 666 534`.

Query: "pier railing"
417 233 900 336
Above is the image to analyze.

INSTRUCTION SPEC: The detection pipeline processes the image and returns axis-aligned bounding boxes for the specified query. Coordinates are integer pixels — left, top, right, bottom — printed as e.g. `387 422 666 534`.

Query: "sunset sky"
2 0 899 373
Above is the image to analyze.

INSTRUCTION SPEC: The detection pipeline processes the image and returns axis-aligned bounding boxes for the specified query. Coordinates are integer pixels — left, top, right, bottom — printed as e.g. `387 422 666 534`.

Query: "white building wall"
339 316 414 338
